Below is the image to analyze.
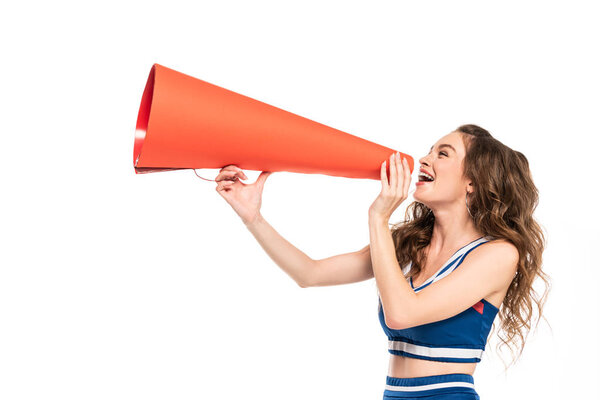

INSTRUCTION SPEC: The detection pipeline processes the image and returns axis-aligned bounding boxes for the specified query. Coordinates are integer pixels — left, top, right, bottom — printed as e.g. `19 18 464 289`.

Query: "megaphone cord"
192 169 217 182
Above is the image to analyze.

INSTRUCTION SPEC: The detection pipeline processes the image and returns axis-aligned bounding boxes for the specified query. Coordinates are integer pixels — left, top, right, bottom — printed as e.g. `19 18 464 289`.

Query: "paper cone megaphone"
134 63 414 179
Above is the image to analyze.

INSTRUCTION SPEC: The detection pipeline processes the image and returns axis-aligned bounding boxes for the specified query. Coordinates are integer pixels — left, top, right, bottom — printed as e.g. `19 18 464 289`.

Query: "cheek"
436 162 462 182
435 170 463 192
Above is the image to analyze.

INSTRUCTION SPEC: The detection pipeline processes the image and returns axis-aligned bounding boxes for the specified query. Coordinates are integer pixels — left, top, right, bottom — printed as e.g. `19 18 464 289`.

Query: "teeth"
419 172 434 181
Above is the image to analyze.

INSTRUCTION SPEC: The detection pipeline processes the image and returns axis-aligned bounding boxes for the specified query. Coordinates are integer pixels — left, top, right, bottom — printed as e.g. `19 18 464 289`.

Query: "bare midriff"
388 355 476 378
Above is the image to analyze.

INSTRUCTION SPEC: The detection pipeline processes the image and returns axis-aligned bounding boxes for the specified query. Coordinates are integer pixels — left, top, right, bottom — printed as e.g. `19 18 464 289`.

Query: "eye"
439 151 448 157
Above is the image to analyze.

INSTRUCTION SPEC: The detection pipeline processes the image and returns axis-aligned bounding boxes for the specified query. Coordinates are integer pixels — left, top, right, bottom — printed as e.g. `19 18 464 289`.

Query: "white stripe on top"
407 236 493 292
385 381 475 392
388 339 484 359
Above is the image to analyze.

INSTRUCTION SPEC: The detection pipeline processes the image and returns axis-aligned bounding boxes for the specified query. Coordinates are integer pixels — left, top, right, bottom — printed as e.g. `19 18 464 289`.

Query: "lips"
419 168 435 179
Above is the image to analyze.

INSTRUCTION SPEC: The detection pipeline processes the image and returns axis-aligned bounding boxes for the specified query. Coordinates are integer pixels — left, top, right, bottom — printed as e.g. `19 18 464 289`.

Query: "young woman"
214 124 549 400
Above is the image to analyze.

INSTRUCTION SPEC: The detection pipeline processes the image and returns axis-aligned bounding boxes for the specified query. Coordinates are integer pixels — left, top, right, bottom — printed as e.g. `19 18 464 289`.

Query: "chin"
413 195 428 207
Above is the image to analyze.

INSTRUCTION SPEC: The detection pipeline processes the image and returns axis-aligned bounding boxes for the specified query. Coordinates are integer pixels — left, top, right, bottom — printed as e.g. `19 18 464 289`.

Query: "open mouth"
418 172 435 182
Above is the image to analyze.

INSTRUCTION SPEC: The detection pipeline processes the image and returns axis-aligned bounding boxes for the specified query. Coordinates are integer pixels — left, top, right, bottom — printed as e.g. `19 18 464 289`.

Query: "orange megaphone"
133 63 414 179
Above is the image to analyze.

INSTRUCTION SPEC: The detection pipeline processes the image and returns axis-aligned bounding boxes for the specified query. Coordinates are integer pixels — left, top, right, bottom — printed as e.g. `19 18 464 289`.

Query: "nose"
419 153 431 168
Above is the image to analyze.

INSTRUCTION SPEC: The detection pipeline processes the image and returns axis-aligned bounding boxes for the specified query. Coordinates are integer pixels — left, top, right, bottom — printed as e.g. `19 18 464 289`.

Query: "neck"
428 202 483 255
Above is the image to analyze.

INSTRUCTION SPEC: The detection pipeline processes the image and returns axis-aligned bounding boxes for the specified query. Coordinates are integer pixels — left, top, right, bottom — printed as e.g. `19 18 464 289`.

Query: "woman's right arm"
214 165 373 288
245 214 373 288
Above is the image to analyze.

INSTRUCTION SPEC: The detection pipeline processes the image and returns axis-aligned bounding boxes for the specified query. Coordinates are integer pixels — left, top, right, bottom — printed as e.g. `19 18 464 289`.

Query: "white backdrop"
1 1 598 399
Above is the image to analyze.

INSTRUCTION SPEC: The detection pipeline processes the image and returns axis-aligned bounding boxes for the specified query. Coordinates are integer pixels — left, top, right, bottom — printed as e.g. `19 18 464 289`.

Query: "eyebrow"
429 143 457 153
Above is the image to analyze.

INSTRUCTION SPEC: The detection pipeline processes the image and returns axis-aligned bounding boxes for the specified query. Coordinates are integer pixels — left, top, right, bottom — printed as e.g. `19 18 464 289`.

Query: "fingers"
380 159 388 187
256 171 272 186
394 152 404 193
393 152 411 197
216 180 235 190
402 157 411 197
218 165 248 181
396 152 405 193
384 152 411 199
216 169 246 182
220 164 239 172
389 152 397 189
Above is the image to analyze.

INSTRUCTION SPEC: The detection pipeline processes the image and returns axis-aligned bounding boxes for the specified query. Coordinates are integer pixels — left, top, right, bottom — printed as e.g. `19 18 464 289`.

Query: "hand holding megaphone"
215 165 273 226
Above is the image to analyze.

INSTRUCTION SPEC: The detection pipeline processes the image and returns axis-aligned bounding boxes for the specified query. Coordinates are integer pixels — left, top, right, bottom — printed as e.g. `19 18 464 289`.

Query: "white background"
1 1 598 399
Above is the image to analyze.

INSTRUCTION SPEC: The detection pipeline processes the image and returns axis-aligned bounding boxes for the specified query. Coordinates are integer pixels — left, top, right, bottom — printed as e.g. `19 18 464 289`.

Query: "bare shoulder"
477 238 519 287
483 238 519 262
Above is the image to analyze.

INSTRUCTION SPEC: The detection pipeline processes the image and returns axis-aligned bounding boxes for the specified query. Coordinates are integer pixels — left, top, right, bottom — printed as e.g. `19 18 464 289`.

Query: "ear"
466 181 474 194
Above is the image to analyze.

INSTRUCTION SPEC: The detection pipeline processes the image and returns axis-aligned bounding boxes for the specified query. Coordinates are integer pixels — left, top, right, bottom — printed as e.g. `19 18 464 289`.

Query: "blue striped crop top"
378 236 499 363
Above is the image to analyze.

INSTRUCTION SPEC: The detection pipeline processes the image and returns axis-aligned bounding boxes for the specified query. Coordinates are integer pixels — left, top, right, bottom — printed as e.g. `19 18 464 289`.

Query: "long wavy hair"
388 124 550 369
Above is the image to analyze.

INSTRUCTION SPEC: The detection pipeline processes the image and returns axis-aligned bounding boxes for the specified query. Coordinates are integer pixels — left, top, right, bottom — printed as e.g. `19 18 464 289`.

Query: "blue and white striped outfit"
379 236 498 399
383 373 479 399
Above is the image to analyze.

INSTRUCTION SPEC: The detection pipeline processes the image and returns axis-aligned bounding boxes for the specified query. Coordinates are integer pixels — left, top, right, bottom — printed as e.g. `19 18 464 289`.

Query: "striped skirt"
382 373 479 399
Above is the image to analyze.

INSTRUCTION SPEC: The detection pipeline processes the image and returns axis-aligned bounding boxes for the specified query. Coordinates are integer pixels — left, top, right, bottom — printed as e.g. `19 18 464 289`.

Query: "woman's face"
413 131 471 209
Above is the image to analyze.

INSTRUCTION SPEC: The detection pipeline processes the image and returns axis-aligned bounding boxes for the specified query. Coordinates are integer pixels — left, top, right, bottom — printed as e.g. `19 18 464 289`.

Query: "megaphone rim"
133 64 158 173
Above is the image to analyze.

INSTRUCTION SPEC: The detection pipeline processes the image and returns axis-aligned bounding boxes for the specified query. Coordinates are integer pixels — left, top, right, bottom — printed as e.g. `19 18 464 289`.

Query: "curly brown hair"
388 124 551 369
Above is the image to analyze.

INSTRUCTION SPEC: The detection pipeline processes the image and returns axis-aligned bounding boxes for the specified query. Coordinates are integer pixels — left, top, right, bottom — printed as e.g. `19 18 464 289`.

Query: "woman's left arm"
368 152 417 329
368 152 518 330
